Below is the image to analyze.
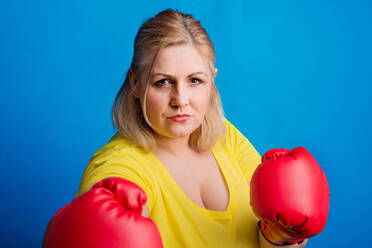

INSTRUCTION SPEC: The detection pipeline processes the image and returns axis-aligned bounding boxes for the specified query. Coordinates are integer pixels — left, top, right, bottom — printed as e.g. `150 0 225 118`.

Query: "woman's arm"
142 204 150 218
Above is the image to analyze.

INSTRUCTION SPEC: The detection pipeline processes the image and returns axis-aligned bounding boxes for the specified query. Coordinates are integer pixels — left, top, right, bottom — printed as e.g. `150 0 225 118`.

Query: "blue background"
1 0 371 247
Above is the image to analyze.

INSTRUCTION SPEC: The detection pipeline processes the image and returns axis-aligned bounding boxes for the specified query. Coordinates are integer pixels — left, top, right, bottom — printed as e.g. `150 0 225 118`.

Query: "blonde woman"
43 8 329 248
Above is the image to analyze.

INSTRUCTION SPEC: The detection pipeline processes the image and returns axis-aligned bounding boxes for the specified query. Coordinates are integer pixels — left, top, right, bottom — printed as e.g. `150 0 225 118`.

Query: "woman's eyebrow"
150 73 174 79
189 72 208 77
150 71 208 78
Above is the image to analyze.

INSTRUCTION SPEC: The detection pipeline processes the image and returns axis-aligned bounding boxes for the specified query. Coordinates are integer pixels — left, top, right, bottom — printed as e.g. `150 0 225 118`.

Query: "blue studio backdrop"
1 0 371 247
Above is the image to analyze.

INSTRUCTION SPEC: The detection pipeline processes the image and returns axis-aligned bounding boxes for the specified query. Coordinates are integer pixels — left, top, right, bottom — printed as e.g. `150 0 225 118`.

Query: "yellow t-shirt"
76 118 262 248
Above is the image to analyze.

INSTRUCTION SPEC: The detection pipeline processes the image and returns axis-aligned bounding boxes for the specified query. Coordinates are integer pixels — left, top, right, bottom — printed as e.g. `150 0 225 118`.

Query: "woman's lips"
168 115 191 122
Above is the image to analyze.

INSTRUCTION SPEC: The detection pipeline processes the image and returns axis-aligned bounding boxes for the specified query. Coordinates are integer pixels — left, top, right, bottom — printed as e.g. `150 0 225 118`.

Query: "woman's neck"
153 134 196 157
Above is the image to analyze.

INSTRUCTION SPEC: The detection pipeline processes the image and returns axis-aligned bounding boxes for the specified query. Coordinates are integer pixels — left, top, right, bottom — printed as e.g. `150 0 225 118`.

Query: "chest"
156 152 230 212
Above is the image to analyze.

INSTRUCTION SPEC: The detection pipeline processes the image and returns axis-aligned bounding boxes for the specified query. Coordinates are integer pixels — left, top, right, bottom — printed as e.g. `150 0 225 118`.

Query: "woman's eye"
154 79 170 87
191 78 203 85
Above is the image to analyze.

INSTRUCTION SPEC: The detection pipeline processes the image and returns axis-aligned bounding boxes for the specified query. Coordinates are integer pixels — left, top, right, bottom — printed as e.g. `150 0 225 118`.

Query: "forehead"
153 44 210 76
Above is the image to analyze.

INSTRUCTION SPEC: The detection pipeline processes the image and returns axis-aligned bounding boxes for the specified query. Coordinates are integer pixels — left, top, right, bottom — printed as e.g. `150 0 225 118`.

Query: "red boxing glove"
43 177 163 248
250 147 330 245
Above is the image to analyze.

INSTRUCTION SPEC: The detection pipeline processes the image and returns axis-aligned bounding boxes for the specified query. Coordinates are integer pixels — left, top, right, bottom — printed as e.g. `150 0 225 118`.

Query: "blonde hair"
112 8 226 152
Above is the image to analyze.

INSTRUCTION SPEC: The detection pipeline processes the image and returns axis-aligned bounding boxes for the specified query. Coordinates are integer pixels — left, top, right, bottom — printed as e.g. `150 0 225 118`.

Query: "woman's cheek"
195 90 211 113
146 94 165 121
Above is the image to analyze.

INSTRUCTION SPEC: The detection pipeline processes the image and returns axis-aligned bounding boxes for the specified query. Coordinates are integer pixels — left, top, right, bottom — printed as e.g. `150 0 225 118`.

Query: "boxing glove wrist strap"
258 221 305 246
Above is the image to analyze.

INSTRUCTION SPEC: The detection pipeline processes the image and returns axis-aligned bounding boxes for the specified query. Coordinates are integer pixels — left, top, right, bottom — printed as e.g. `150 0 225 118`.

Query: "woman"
44 9 325 248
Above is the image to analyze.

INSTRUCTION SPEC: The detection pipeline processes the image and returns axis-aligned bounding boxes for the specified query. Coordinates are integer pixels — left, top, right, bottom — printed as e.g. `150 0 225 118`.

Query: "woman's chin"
170 131 191 138
168 127 195 138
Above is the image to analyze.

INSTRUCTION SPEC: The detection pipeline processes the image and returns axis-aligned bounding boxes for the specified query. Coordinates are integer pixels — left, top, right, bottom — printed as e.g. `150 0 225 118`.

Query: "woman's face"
144 43 217 140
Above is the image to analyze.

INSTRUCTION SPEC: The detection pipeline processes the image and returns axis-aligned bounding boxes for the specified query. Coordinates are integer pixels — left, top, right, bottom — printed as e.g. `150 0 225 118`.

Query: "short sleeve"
224 118 262 182
76 147 157 211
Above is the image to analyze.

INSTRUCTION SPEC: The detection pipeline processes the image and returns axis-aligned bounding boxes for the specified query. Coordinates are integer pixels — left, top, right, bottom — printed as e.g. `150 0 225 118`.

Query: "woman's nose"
170 83 189 107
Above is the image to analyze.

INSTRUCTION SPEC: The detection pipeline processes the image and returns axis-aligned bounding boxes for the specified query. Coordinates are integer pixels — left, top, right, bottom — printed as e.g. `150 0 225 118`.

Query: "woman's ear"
128 69 140 98
128 68 136 88
213 68 218 80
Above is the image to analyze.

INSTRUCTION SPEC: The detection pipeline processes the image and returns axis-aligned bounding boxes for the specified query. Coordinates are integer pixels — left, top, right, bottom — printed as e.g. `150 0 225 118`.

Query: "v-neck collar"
148 142 235 218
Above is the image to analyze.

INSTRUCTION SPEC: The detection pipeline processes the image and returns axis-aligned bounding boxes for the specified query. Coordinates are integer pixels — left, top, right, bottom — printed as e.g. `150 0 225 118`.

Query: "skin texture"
142 205 149 218
131 43 218 156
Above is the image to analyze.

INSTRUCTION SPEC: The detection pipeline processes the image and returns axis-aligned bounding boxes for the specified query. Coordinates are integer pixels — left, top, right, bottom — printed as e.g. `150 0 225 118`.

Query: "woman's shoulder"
220 117 258 155
82 133 159 180
90 132 149 163
77 132 158 198
222 117 245 144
